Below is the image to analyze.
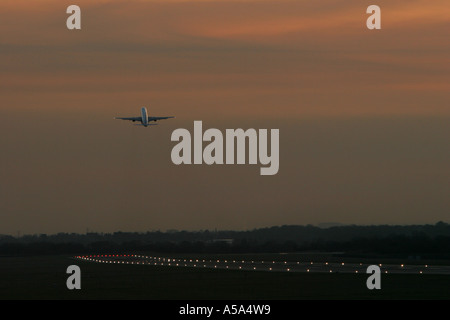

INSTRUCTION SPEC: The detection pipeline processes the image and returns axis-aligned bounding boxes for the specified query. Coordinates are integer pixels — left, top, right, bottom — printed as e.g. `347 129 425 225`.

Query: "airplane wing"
148 116 175 121
115 117 142 121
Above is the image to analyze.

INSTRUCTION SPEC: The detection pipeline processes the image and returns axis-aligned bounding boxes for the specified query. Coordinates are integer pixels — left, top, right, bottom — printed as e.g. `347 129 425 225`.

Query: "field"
0 254 449 300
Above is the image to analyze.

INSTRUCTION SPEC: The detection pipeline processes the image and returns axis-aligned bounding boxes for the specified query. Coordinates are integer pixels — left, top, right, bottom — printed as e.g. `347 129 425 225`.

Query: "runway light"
269 268 272 271
307 269 310 272
287 268 290 272
401 264 404 268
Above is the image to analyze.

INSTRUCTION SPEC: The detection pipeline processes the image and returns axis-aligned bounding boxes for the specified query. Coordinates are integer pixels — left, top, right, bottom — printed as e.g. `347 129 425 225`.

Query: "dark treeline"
1 222 450 259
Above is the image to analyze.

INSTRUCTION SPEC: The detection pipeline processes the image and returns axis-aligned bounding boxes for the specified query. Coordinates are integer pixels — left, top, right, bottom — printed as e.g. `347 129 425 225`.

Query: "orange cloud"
0 0 448 117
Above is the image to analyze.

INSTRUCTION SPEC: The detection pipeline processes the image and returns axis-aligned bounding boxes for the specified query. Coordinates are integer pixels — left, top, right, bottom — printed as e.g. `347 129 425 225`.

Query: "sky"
0 0 449 235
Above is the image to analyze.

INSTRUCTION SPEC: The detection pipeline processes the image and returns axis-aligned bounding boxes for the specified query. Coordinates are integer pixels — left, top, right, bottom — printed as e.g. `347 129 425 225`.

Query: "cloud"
0 0 448 116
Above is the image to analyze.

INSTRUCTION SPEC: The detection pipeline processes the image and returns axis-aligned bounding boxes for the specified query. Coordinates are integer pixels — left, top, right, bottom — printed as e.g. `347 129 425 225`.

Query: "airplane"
115 107 175 127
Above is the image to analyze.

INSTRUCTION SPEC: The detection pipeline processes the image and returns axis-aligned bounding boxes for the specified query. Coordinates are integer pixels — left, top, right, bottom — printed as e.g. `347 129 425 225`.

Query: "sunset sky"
0 0 449 235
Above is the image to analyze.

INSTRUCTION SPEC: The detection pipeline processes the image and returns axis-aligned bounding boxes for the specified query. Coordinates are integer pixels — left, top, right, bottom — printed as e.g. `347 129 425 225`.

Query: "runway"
73 254 450 275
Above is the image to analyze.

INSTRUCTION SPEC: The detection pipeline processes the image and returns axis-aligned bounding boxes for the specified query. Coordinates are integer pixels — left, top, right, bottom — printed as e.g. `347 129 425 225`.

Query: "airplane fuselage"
141 107 149 126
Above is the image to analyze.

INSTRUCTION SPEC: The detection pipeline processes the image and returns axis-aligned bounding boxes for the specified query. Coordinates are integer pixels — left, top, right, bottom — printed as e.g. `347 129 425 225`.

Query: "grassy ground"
0 255 449 300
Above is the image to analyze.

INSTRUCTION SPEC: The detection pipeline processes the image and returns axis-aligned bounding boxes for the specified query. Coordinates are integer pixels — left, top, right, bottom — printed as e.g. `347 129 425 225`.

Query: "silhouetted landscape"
2 222 450 259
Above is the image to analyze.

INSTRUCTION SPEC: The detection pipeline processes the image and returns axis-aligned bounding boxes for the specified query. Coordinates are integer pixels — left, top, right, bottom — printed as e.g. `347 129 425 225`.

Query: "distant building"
317 222 344 229
208 239 234 245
